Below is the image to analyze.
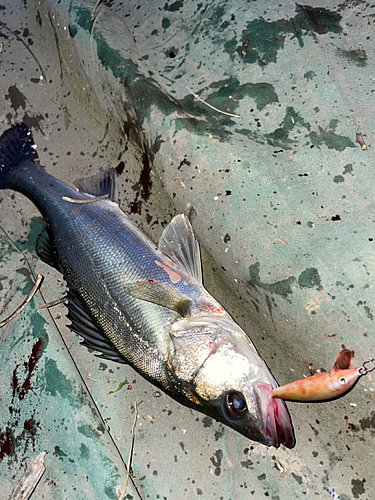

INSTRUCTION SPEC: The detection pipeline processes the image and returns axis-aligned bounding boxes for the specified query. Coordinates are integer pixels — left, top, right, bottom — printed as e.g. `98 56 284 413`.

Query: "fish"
0 123 294 448
271 349 361 401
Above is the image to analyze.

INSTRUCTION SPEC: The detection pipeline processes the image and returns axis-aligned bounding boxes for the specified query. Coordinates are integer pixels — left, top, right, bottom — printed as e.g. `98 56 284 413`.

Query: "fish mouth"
253 382 295 448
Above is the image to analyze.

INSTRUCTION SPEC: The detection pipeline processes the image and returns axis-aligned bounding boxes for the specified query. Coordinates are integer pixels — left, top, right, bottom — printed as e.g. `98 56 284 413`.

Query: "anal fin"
36 227 61 270
66 290 126 364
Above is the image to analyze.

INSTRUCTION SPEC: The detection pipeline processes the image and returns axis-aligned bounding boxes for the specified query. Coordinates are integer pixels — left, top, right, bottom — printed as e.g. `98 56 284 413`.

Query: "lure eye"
338 376 348 385
226 392 247 418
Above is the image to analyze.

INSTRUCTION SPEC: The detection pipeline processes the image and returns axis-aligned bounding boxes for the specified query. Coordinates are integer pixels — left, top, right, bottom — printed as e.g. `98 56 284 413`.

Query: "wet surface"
0 0 374 499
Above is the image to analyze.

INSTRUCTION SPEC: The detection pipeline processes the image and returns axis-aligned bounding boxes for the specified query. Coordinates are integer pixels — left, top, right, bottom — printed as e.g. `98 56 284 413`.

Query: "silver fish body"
0 124 294 448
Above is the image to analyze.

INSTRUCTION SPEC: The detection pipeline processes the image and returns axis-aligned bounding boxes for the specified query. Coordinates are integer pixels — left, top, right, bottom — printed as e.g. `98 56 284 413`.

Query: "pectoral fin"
123 280 192 317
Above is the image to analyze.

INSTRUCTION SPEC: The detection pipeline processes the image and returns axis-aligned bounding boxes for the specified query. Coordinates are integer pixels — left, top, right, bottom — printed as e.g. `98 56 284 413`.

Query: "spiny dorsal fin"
158 214 202 283
123 279 192 317
74 167 119 204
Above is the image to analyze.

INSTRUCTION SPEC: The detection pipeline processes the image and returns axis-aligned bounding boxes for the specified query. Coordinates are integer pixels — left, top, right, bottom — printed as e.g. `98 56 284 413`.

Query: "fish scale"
0 123 295 448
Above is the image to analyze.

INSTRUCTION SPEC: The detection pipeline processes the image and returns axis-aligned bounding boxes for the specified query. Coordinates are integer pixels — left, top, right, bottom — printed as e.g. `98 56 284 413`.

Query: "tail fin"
0 124 40 188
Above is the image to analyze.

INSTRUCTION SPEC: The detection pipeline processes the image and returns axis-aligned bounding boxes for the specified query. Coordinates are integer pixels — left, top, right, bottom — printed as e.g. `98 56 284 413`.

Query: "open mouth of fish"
253 382 295 448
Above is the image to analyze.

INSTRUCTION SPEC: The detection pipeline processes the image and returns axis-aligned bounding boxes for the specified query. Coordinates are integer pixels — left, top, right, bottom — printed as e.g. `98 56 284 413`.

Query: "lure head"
328 367 361 395
326 348 361 397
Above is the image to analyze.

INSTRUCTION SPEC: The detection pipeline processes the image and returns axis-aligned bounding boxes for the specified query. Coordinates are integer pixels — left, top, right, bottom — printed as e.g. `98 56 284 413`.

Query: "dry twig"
356 131 367 150
62 194 109 204
0 274 43 328
37 295 68 310
186 86 241 118
119 402 138 500
174 177 186 189
241 39 250 57
0 21 46 81
8 451 46 500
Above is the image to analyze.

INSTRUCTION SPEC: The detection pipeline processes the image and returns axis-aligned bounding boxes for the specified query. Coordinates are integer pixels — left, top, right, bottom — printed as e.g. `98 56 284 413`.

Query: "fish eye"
338 376 348 385
226 392 247 418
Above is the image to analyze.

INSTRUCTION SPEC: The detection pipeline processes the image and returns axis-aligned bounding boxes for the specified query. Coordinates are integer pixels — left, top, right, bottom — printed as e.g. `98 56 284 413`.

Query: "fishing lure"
272 349 374 402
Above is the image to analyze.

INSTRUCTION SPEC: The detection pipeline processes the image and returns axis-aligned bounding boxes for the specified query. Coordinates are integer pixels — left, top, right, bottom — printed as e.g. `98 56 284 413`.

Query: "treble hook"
358 357 375 376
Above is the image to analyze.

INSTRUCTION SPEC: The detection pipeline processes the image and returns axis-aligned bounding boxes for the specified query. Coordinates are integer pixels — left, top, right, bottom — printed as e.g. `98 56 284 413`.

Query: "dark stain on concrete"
247 262 296 300
233 4 342 66
343 164 353 176
351 478 366 498
264 106 310 150
309 119 355 151
333 175 344 184
15 217 44 254
5 85 28 113
359 411 375 434
298 268 322 290
210 449 223 476
202 416 213 428
336 48 367 67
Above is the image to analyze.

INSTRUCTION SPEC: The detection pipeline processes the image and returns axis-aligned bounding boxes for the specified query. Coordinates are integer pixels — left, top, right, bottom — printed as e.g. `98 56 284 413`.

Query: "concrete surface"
0 1 374 499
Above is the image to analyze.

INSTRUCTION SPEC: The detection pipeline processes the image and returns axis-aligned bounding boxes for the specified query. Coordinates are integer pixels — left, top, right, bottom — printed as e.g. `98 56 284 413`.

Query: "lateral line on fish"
62 194 109 203
0 274 43 328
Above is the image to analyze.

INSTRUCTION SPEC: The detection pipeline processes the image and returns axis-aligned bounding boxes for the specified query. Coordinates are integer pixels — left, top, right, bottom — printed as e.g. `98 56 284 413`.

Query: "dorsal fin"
74 167 119 204
158 214 202 283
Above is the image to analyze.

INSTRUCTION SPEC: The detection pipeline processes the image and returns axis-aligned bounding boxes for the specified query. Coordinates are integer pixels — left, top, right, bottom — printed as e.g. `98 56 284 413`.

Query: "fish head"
170 316 295 448
193 343 295 448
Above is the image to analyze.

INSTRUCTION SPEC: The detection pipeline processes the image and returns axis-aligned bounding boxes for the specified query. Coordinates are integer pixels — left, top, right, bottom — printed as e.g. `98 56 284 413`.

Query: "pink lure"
271 349 361 402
